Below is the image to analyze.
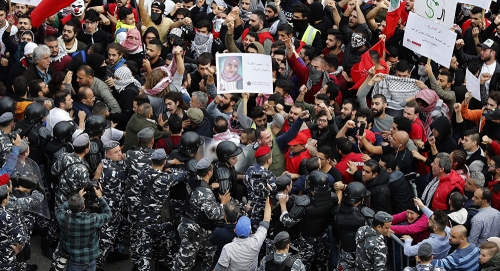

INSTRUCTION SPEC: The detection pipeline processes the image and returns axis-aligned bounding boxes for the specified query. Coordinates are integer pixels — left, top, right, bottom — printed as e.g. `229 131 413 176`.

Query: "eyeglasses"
317 119 328 123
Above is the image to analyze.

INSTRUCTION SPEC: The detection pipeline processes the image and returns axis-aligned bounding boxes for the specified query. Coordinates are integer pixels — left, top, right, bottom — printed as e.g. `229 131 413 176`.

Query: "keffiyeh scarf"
192 33 213 59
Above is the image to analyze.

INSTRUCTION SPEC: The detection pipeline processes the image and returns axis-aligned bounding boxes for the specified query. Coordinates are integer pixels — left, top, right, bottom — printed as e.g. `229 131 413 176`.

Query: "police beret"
151 149 167 160
0 112 13 123
374 211 393 223
275 174 292 186
196 158 212 171
0 184 7 197
273 231 290 244
73 133 90 147
137 127 155 141
19 139 29 154
417 242 433 257
254 145 271 158
187 108 204 124
0 174 9 186
103 141 120 151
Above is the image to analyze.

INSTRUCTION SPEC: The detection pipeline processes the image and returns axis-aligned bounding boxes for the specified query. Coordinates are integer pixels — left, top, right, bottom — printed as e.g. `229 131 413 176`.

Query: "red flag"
383 0 407 41
349 40 388 90
31 0 75 27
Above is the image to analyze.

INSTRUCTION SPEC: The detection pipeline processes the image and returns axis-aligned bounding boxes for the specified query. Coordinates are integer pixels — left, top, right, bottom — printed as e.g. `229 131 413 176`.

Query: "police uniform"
354 212 392 271
96 141 129 270
0 113 15 164
133 149 188 271
259 232 306 271
332 203 374 271
172 158 224 271
244 145 276 225
124 127 155 267
280 171 338 271
0 185 24 271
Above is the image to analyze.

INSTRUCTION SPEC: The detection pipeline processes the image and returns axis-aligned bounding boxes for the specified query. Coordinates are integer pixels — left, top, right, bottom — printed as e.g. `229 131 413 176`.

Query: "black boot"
106 251 130 263
26 264 38 271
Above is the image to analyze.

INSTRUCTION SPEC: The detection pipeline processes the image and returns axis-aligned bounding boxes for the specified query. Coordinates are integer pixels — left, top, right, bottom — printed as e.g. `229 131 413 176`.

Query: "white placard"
459 0 491 10
12 0 42 6
466 69 481 101
403 12 457 68
215 53 274 94
414 0 457 28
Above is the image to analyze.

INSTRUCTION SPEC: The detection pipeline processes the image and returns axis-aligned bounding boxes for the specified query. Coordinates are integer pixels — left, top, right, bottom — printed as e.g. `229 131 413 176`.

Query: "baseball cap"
235 216 251 238
288 133 308 146
477 39 499 53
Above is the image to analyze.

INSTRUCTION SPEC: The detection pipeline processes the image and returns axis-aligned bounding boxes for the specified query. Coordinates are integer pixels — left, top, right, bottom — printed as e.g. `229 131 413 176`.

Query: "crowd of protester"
2 0 500 270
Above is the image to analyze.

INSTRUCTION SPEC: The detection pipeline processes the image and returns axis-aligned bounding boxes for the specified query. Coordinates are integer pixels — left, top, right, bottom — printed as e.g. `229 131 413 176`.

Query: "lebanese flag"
383 0 406 41
31 0 75 27
349 40 388 90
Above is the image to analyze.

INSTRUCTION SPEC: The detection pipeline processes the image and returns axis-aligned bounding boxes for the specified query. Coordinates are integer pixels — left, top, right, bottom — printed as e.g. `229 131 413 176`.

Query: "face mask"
97 66 108 79
151 12 163 25
418 64 426 76
293 19 308 31
351 33 366 49
213 18 224 32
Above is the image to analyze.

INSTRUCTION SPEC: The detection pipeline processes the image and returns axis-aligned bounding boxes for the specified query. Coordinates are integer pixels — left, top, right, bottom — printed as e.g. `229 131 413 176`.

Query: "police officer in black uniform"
331 182 374 271
279 170 338 271
211 141 243 201
84 115 106 175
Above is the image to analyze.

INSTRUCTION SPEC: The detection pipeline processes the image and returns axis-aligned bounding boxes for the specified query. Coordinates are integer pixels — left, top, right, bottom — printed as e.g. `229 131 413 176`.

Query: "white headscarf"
114 67 141 93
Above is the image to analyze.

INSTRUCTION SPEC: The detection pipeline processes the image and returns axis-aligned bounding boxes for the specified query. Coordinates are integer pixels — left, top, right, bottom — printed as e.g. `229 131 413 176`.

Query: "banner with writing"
403 12 457 68
414 0 457 28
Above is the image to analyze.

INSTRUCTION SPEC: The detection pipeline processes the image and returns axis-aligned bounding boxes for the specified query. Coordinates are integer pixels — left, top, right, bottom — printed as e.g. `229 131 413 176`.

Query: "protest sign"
215 53 274 94
414 0 457 28
458 0 491 10
403 12 457 68
466 69 481 101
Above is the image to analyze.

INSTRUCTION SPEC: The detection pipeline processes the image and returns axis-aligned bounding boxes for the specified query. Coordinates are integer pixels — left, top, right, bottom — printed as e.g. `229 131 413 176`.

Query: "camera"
8 129 22 140
84 180 100 210
252 173 271 197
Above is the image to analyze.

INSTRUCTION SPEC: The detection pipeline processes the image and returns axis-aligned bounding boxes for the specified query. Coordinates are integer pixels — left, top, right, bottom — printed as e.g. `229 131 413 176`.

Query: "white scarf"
57 36 78 54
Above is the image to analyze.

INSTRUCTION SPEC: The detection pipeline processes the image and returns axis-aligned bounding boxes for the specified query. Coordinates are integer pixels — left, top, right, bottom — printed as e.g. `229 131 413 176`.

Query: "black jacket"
354 169 392 214
388 170 413 214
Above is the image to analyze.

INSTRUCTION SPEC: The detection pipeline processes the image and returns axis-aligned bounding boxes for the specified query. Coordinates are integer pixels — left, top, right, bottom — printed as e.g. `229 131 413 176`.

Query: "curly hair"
144 69 169 97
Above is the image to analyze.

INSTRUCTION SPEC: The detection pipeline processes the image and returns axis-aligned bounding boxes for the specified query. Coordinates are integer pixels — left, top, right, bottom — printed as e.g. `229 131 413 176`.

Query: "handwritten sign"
12 0 42 6
414 0 457 28
459 0 491 10
466 69 481 101
215 53 274 94
403 12 457 68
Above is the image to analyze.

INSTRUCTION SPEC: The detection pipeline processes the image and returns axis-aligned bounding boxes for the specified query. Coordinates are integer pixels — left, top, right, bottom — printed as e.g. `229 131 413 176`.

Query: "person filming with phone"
56 184 112 271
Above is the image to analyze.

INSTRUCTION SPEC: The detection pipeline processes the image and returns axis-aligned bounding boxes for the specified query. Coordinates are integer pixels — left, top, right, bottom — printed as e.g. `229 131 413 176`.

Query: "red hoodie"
432 170 465 211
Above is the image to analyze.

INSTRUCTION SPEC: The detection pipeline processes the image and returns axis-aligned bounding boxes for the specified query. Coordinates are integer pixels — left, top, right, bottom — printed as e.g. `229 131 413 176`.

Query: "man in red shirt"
487 156 500 210
335 137 364 185
155 114 183 154
322 29 344 66
404 101 429 176
284 133 311 180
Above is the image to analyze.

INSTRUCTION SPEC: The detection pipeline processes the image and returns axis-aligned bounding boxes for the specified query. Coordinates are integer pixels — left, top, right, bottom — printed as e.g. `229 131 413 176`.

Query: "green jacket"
123 113 170 152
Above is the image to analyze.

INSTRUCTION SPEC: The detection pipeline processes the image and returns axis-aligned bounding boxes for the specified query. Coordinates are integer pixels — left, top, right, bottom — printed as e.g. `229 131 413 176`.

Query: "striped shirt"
432 244 480 271
468 206 500 247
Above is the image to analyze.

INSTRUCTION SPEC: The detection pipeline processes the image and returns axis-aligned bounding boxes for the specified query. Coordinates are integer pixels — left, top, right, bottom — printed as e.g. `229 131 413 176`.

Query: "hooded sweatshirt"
429 116 457 155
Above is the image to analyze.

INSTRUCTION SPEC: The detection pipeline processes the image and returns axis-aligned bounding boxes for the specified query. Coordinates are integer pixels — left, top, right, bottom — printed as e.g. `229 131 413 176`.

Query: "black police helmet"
307 170 329 193
0 96 16 114
53 121 76 142
343 182 367 205
216 141 243 162
85 115 106 137
179 131 203 157
24 103 48 124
